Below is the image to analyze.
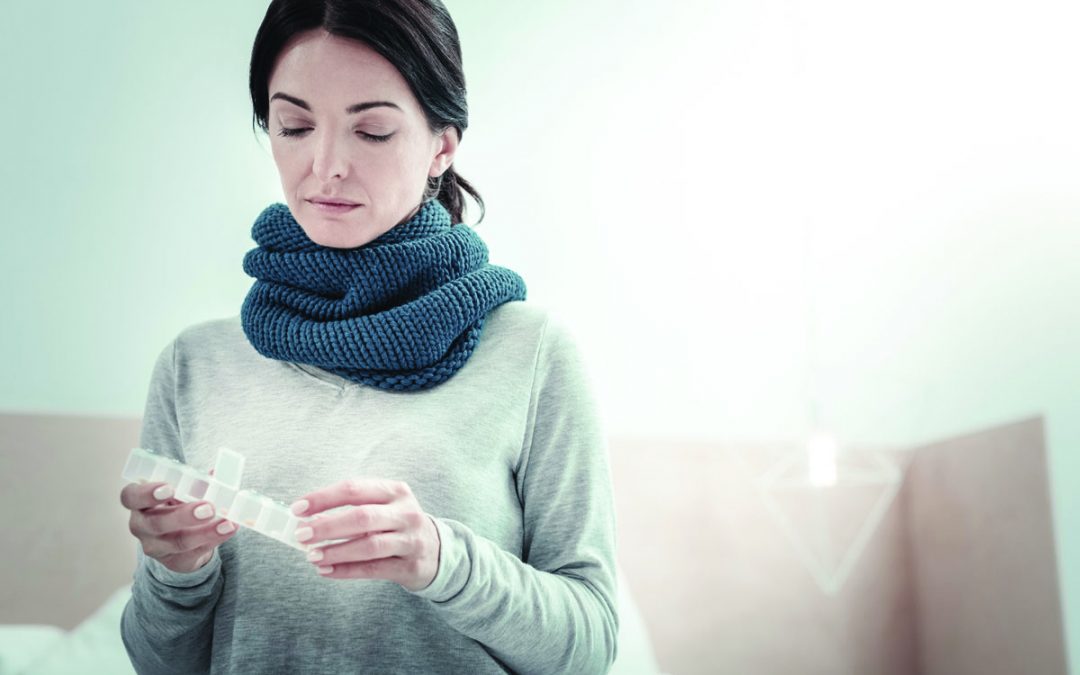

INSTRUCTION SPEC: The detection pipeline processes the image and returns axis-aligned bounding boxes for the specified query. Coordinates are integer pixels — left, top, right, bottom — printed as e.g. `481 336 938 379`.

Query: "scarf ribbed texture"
240 199 527 391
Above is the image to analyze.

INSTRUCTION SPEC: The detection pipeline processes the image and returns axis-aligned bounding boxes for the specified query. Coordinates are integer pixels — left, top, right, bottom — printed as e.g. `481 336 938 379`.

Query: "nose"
311 129 350 181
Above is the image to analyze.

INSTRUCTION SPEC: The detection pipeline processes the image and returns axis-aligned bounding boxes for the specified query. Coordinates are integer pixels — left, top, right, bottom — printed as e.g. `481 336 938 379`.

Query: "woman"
118 1 619 673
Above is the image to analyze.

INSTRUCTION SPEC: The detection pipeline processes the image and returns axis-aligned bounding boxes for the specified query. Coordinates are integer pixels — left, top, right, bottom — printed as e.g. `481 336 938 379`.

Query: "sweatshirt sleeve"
410 313 620 674
120 339 224 675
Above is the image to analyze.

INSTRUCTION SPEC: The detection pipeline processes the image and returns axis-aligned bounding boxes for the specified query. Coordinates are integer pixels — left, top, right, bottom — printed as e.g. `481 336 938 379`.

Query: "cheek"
358 149 412 188
386 145 432 187
270 143 306 184
269 142 288 173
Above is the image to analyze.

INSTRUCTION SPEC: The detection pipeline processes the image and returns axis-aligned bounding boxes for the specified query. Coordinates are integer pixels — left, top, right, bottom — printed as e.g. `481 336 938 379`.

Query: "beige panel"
906 417 1067 675
0 413 140 629
610 438 916 675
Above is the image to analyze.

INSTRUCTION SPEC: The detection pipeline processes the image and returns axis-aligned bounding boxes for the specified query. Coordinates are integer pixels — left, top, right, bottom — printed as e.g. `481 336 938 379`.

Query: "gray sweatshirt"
120 301 619 674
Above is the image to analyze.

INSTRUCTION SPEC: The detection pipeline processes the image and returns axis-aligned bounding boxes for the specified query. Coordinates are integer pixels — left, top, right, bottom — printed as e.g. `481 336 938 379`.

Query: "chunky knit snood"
240 199 527 391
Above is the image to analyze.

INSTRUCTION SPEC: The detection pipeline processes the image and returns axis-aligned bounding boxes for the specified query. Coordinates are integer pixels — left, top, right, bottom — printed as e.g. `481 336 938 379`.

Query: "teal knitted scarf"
240 199 527 391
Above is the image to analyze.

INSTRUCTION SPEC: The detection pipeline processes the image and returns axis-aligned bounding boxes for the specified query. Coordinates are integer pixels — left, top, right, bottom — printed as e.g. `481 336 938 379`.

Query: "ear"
429 126 460 178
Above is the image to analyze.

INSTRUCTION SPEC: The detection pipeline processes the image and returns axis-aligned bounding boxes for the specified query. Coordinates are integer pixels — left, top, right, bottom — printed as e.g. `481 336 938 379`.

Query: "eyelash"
276 127 393 143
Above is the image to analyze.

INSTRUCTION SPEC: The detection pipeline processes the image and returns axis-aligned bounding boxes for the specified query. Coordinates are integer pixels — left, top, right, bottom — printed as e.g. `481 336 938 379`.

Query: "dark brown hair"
249 0 484 225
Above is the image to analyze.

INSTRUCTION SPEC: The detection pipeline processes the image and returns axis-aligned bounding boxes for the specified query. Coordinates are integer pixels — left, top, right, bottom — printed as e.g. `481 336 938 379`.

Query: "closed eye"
276 127 394 143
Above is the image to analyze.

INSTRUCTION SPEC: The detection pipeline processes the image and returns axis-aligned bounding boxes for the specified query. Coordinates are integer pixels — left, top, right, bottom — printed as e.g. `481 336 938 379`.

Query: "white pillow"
0 624 65 675
20 585 135 675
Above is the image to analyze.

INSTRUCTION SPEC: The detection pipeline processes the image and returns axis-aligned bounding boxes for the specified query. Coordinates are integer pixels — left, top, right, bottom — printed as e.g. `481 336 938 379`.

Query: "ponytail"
425 165 485 226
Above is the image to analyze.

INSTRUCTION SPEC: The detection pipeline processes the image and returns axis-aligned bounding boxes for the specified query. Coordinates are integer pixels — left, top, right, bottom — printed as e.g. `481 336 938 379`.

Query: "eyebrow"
269 92 402 114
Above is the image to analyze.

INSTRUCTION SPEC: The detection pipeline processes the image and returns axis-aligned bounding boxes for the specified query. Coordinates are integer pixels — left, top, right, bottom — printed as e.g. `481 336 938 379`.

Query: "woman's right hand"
121 481 238 573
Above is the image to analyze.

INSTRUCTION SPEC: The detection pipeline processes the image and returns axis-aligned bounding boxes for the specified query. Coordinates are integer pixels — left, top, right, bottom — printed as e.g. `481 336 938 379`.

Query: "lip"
307 198 362 214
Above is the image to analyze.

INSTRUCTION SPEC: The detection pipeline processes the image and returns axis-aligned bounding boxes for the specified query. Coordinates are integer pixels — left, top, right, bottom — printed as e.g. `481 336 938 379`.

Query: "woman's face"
266 29 458 249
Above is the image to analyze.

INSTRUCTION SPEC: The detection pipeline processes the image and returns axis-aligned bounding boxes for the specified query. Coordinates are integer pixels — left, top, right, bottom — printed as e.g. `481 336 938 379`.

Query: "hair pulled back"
249 0 484 224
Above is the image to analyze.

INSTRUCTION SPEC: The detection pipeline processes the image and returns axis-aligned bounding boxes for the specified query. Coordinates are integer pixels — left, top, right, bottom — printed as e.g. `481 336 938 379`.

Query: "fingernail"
217 521 235 535
153 485 174 500
317 565 334 574
294 527 313 542
307 549 323 562
194 504 214 520
290 499 309 516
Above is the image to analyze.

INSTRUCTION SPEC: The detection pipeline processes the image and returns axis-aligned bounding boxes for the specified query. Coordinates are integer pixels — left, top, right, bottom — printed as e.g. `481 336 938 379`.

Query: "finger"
137 501 221 537
142 516 237 558
129 501 181 539
120 481 176 511
294 503 408 544
154 520 236 571
291 478 408 517
306 531 415 566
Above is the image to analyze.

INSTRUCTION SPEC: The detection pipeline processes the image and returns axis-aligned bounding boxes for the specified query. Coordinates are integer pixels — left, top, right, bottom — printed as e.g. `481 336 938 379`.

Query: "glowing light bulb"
807 432 838 487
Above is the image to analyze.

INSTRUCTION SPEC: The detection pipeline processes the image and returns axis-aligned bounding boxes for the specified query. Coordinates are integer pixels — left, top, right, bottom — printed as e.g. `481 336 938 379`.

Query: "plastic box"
122 446 309 551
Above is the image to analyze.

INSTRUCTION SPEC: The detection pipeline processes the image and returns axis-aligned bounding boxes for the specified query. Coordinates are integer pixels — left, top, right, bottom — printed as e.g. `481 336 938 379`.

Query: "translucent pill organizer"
122 446 310 551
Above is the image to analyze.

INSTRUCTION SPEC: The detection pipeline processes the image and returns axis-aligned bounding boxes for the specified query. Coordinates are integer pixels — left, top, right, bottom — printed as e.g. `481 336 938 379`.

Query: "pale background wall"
1 0 1077 669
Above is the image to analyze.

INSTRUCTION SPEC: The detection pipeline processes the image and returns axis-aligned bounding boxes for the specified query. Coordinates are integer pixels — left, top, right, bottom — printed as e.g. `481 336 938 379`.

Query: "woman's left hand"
289 479 441 591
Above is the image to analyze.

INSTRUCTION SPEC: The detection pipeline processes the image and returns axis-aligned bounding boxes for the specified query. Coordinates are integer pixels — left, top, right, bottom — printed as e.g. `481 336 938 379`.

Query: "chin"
312 229 373 250
296 216 371 249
